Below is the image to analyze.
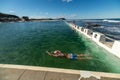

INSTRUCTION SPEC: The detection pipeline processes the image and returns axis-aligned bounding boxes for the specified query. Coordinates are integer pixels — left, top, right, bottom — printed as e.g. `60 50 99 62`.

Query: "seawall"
0 64 120 80
65 21 120 59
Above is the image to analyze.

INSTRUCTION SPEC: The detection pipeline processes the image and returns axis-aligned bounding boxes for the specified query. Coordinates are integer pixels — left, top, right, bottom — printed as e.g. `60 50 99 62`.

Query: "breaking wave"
103 19 120 23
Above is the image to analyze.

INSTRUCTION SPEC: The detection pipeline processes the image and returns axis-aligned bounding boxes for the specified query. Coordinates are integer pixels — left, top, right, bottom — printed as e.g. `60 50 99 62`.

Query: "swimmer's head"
54 51 57 54
54 50 61 54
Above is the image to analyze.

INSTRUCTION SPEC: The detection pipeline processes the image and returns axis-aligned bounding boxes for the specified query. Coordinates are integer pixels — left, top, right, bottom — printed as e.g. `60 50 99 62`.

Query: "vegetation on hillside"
0 12 20 22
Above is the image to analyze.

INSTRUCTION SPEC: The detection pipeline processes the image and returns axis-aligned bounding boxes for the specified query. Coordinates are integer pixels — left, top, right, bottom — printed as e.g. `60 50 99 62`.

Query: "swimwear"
70 53 78 59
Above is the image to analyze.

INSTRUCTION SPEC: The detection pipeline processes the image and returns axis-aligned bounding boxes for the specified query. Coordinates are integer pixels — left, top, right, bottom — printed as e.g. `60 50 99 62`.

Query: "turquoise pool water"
0 21 120 73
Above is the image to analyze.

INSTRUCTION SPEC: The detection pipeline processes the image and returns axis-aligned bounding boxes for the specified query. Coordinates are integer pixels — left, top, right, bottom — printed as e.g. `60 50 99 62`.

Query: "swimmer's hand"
46 51 52 56
46 51 49 53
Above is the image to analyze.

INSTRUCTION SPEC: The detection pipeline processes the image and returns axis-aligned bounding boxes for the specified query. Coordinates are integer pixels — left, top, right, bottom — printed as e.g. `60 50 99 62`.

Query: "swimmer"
46 50 92 60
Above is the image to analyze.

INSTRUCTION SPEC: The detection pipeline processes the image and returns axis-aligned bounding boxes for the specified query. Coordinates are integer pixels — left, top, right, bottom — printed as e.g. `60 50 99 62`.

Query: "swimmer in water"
46 50 92 60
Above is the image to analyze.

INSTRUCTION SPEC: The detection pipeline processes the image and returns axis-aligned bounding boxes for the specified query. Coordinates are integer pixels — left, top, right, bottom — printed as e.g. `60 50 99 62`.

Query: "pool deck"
0 64 120 80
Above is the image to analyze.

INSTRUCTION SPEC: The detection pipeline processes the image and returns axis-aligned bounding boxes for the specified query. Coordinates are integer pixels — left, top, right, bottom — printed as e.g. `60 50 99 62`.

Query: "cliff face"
0 13 20 22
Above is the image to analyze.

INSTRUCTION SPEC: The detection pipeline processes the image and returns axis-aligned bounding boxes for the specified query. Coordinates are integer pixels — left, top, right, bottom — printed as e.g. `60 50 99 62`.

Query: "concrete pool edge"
0 64 120 80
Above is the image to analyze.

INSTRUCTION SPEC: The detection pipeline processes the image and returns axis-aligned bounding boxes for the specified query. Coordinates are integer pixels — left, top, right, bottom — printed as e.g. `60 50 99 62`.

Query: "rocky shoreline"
0 12 65 23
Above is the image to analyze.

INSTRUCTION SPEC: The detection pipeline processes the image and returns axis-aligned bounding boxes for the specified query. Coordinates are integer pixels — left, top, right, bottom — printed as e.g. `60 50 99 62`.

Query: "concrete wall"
92 32 106 43
0 64 120 80
111 41 120 58
66 22 120 59
83 29 93 38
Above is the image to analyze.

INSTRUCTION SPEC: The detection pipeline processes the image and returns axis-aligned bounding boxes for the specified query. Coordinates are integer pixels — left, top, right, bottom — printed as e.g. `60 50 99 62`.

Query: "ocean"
69 18 120 40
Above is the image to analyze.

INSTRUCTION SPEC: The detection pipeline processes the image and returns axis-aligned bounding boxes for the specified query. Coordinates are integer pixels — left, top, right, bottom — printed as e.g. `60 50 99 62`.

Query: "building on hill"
21 16 29 21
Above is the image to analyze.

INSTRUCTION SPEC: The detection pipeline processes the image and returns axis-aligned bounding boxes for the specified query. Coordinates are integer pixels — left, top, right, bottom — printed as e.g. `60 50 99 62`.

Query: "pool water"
0 21 120 73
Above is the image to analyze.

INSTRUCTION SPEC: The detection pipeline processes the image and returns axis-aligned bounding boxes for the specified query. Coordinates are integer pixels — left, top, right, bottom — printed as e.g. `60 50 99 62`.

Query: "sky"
0 0 120 19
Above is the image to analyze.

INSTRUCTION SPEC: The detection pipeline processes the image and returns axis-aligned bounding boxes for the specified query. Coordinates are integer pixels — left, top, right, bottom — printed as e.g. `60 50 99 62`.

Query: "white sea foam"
104 26 120 33
103 19 120 23
100 26 105 28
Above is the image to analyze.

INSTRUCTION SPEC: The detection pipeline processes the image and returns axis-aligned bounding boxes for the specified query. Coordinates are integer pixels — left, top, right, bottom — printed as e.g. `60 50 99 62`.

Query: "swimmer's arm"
78 57 92 60
46 51 58 57
46 51 53 56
